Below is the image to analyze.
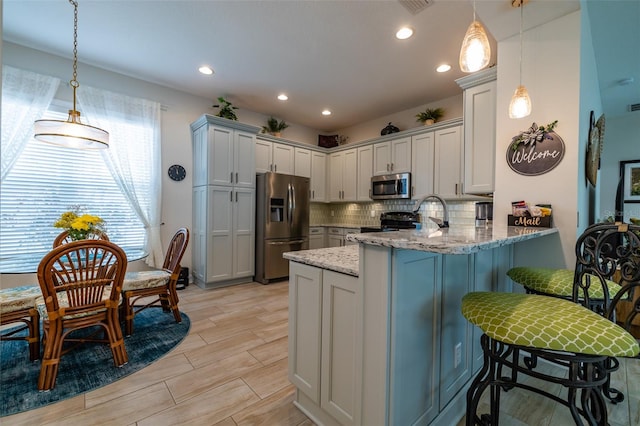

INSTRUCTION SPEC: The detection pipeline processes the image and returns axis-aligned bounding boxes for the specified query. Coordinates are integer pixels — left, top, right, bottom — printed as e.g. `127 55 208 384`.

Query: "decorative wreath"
511 120 558 151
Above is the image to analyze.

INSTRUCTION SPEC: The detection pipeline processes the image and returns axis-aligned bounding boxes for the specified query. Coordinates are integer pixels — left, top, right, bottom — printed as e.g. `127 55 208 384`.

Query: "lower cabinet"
327 227 359 247
309 227 326 249
289 262 361 426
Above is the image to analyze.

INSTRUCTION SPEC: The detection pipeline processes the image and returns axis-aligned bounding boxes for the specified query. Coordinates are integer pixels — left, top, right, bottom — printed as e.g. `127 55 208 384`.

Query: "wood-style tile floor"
3 281 638 425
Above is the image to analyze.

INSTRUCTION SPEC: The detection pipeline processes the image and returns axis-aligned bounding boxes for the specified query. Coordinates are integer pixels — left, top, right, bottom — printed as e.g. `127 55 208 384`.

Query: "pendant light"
34 0 109 149
459 0 491 73
508 0 532 119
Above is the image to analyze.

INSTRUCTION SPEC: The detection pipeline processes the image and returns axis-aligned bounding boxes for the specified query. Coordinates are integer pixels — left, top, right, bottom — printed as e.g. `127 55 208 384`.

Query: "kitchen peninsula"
284 224 557 426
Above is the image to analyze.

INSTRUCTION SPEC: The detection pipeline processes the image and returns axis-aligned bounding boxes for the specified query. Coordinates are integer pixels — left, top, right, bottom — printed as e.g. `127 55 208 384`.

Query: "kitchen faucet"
412 194 449 228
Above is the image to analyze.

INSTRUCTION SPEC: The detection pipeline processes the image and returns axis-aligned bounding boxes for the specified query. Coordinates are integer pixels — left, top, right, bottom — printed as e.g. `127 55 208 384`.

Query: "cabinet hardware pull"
312 190 315 199
391 162 394 171
275 164 277 172
235 172 238 183
230 172 233 183
230 191 233 202
387 163 390 171
236 191 238 202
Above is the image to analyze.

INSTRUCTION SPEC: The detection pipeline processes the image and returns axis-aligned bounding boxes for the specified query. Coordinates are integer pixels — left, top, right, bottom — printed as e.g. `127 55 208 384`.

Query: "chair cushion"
462 292 639 358
122 270 170 292
36 286 113 320
0 285 42 315
507 267 622 299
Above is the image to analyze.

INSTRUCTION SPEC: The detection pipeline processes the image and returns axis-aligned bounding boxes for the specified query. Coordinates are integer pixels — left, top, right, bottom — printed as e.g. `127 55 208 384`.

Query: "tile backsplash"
311 200 477 227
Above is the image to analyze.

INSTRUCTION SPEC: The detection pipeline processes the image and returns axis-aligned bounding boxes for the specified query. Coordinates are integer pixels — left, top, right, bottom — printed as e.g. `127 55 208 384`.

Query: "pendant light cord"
70 0 79 112
518 2 523 86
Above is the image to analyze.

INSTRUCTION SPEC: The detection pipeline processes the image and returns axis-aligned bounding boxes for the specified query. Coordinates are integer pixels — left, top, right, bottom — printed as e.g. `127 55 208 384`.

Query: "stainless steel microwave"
370 173 411 200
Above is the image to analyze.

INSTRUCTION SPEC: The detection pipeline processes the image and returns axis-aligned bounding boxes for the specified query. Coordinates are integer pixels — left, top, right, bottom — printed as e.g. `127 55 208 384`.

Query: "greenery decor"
415 107 445 124
262 116 289 136
510 120 558 151
54 207 104 241
212 97 239 121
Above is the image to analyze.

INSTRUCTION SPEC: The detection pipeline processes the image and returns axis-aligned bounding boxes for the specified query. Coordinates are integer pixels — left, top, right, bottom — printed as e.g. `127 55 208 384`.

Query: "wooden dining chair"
37 239 129 391
0 286 42 361
52 229 109 247
121 228 189 336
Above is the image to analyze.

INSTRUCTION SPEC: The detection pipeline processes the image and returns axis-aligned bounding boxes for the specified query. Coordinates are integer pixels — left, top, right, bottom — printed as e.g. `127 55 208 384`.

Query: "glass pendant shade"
459 20 491 73
34 110 109 149
508 85 532 119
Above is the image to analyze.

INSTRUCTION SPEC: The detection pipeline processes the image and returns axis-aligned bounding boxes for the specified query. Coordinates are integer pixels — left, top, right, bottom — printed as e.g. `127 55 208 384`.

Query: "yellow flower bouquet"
54 209 105 241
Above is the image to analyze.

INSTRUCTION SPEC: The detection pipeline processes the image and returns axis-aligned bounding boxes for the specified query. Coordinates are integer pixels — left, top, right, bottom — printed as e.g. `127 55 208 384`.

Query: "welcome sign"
506 122 565 176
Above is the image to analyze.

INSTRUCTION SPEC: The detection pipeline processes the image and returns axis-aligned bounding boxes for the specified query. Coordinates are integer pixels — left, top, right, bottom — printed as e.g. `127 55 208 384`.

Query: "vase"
273 132 282 138
424 119 435 126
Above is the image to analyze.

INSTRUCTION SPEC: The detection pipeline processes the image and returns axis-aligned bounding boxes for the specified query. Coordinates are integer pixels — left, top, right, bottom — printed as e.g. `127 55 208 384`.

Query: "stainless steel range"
360 211 419 233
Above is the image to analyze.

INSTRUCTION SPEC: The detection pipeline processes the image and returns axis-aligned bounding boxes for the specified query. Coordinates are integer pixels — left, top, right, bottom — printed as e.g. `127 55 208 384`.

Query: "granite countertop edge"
284 245 359 277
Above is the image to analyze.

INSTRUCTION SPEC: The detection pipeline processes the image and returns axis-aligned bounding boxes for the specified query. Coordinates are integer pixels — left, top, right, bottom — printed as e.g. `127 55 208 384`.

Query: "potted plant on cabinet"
262 116 289 137
416 107 444 126
212 97 239 121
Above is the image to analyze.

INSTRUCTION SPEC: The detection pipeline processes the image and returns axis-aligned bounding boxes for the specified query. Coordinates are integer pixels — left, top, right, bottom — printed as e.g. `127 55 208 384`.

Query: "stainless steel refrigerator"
255 172 310 284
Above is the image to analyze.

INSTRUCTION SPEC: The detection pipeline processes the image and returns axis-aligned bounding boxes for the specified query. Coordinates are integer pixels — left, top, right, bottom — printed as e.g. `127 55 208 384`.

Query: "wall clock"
168 164 186 181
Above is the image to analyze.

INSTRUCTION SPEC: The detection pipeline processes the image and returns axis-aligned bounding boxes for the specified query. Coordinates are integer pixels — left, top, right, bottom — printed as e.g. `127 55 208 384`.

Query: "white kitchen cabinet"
191 115 260 288
255 138 294 174
289 262 361 425
310 151 327 202
372 136 411 176
309 226 326 249
434 125 463 199
411 131 435 199
192 119 256 188
327 227 359 247
457 68 497 194
329 149 357 202
294 147 312 178
357 146 373 201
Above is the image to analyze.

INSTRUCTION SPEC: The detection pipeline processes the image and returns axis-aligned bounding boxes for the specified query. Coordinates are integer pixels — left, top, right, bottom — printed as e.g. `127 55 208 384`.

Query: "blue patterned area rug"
0 309 190 417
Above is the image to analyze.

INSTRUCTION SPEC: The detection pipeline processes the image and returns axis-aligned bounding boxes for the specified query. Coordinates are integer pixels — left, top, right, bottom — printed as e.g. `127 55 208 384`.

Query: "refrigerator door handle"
287 183 293 225
267 240 306 246
291 183 296 221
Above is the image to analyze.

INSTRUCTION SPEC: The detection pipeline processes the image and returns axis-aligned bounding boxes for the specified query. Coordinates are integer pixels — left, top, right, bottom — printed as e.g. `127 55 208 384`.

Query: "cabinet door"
327 235 343 247
390 137 411 173
310 151 327 202
209 126 234 186
288 262 323 404
463 80 496 194
191 186 207 283
342 149 358 201
272 143 294 174
411 132 434 199
294 147 312 178
357 146 373 201
234 131 256 188
329 152 344 202
321 270 360 425
232 188 255 278
434 126 463 198
192 126 208 187
372 142 391 176
208 186 234 282
309 227 326 249
255 139 273 174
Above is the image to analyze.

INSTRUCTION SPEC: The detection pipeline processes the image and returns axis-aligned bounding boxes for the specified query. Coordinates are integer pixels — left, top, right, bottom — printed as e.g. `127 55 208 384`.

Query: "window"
0 109 148 273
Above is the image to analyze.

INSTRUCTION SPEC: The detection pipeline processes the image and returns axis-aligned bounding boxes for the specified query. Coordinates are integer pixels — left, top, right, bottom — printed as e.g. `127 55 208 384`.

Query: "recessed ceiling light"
322 109 332 116
277 94 289 101
436 64 451 73
198 66 213 75
396 26 414 40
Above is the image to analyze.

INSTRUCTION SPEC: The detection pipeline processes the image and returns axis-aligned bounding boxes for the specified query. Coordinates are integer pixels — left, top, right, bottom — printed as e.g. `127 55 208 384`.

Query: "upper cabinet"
310 151 327 202
434 125 463 199
411 131 435 199
456 68 497 194
329 148 358 202
294 147 312 178
357 146 373 201
372 136 411 176
255 138 295 175
191 115 258 188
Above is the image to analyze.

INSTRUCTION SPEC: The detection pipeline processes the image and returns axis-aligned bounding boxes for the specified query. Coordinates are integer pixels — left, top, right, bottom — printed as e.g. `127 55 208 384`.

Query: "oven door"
370 173 411 200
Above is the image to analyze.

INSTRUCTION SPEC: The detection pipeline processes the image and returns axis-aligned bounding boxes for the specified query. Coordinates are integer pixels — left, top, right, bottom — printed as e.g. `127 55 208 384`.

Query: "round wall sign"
506 122 565 176
168 164 186 181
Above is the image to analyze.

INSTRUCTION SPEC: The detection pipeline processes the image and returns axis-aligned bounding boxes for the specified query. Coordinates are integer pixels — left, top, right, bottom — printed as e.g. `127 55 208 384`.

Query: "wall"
337 94 463 144
494 11 584 269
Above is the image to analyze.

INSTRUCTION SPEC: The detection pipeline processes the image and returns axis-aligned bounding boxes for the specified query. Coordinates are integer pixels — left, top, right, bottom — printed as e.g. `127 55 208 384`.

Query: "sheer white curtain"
1 65 60 180
77 86 164 267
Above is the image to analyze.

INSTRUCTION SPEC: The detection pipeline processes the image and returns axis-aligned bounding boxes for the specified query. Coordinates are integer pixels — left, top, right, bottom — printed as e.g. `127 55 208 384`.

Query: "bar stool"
462 222 640 425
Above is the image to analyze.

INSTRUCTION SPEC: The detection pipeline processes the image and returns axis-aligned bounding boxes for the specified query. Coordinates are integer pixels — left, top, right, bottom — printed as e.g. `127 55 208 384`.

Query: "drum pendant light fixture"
508 0 532 119
34 0 109 149
459 0 491 73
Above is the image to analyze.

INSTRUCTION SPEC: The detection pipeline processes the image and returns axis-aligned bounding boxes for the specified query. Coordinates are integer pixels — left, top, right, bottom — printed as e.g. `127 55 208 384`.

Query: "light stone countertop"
310 223 363 229
345 224 558 255
283 245 359 277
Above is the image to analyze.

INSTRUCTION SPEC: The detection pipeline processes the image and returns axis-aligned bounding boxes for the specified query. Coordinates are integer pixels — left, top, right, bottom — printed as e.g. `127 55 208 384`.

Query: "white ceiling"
3 0 638 131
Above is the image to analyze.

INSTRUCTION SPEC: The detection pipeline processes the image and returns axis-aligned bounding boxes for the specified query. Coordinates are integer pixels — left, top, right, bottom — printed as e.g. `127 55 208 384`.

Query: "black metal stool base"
467 334 611 426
